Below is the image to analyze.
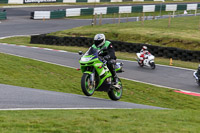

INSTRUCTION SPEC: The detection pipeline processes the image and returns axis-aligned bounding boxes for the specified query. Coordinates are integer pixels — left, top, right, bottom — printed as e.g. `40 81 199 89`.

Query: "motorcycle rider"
92 34 118 85
194 64 200 79
139 46 150 64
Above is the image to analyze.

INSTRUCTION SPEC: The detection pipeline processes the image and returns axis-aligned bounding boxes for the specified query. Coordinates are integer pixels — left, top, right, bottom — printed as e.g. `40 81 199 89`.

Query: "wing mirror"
78 51 83 55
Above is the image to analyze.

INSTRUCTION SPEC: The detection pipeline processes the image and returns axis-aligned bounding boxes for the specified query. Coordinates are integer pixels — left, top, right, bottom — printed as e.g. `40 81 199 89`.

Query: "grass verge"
0 36 199 69
0 49 200 132
0 52 200 109
0 109 200 132
49 16 200 51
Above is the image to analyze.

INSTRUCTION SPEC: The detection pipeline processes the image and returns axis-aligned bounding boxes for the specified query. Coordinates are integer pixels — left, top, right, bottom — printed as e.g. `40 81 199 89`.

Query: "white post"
173 11 175 18
199 17 200 30
136 17 139 21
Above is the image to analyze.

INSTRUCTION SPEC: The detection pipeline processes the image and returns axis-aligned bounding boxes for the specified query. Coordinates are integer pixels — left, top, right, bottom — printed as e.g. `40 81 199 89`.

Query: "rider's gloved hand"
104 55 110 61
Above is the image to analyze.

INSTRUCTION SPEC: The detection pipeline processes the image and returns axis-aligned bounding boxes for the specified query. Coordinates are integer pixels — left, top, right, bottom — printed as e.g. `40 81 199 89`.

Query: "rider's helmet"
142 46 148 50
94 34 105 48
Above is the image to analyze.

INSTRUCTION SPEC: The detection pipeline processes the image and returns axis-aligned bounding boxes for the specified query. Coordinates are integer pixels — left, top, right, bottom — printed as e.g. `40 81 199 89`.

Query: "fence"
31 3 200 19
30 35 200 62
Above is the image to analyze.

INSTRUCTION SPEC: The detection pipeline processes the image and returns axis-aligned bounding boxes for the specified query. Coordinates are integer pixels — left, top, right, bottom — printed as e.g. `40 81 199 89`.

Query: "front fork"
89 69 95 89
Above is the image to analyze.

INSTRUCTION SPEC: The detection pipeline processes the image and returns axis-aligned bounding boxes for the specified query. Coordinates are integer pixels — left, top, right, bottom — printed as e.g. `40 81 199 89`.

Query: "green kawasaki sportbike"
78 47 124 101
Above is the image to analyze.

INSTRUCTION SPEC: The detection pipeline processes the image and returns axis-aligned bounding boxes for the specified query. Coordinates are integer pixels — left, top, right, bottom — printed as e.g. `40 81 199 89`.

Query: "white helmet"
142 46 148 50
94 34 105 48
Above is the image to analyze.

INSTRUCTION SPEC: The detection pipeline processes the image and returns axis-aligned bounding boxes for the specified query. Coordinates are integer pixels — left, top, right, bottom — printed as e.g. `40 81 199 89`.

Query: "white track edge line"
117 59 195 71
0 52 77 69
0 42 196 71
0 108 133 111
1 51 200 95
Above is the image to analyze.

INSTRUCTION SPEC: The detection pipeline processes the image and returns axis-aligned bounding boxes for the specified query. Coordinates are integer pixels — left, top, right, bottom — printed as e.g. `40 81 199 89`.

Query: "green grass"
0 36 199 69
0 9 200 132
0 109 200 132
0 52 200 110
0 48 200 132
49 16 200 51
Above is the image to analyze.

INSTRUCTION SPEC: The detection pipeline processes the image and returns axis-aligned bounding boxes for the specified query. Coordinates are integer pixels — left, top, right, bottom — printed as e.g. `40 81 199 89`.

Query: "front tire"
150 62 156 69
108 79 123 101
81 73 95 96
196 79 200 86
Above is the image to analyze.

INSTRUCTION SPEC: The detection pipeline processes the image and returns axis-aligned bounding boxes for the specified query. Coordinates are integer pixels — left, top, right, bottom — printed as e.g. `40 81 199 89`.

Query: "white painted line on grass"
121 77 178 90
0 52 77 69
0 108 132 111
0 35 31 39
0 42 196 71
1 51 200 97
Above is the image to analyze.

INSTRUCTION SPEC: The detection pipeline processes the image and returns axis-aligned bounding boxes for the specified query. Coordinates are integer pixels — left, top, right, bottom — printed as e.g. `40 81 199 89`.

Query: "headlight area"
81 57 92 62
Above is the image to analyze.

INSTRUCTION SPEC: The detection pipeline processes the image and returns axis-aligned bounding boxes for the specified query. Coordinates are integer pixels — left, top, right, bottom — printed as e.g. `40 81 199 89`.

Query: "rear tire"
138 61 144 67
81 73 95 96
108 79 123 101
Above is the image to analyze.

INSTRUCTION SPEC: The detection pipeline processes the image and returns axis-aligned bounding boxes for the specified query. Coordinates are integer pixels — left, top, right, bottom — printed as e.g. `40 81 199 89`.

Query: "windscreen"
84 47 98 56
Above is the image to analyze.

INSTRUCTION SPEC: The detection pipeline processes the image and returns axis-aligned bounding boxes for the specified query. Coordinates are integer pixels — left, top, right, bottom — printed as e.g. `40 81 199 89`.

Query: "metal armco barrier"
0 0 8 3
1 0 164 4
59 0 165 3
0 0 24 4
30 3 200 19
31 35 200 62
31 11 51 19
24 0 56 3
0 11 7 20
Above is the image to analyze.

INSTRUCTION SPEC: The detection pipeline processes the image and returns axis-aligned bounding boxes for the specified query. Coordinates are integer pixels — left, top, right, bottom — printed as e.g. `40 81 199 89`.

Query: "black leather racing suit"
196 66 200 78
99 43 117 80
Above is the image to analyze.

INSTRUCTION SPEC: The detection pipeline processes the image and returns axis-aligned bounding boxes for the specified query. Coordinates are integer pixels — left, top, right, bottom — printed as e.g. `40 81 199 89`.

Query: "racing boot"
110 68 119 86
112 75 121 89
113 75 119 85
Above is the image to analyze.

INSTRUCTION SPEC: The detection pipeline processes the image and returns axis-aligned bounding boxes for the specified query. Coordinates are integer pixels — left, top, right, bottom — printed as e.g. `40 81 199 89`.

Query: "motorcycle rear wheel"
108 79 123 101
138 61 144 67
81 73 95 96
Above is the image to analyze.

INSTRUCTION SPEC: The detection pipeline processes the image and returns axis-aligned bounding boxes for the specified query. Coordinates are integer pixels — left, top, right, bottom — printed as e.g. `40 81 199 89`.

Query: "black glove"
104 55 110 60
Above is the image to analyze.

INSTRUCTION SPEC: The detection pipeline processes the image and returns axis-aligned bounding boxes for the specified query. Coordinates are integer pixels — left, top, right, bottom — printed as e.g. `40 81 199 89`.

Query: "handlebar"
98 56 107 67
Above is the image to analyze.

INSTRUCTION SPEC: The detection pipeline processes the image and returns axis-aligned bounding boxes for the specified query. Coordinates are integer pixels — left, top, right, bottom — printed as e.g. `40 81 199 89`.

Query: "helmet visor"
94 40 103 47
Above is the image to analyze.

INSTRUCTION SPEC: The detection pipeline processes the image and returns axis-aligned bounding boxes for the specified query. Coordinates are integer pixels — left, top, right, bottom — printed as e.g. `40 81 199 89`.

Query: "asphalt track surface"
0 5 199 109
0 84 166 109
0 43 198 94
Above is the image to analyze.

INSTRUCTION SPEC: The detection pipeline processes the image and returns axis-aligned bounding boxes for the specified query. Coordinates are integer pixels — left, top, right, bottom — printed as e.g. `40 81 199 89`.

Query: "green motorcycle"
78 47 124 101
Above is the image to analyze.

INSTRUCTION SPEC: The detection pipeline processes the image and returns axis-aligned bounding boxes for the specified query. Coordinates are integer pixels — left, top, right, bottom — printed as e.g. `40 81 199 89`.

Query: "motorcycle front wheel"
150 62 156 69
196 79 200 86
108 79 123 101
81 73 95 96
